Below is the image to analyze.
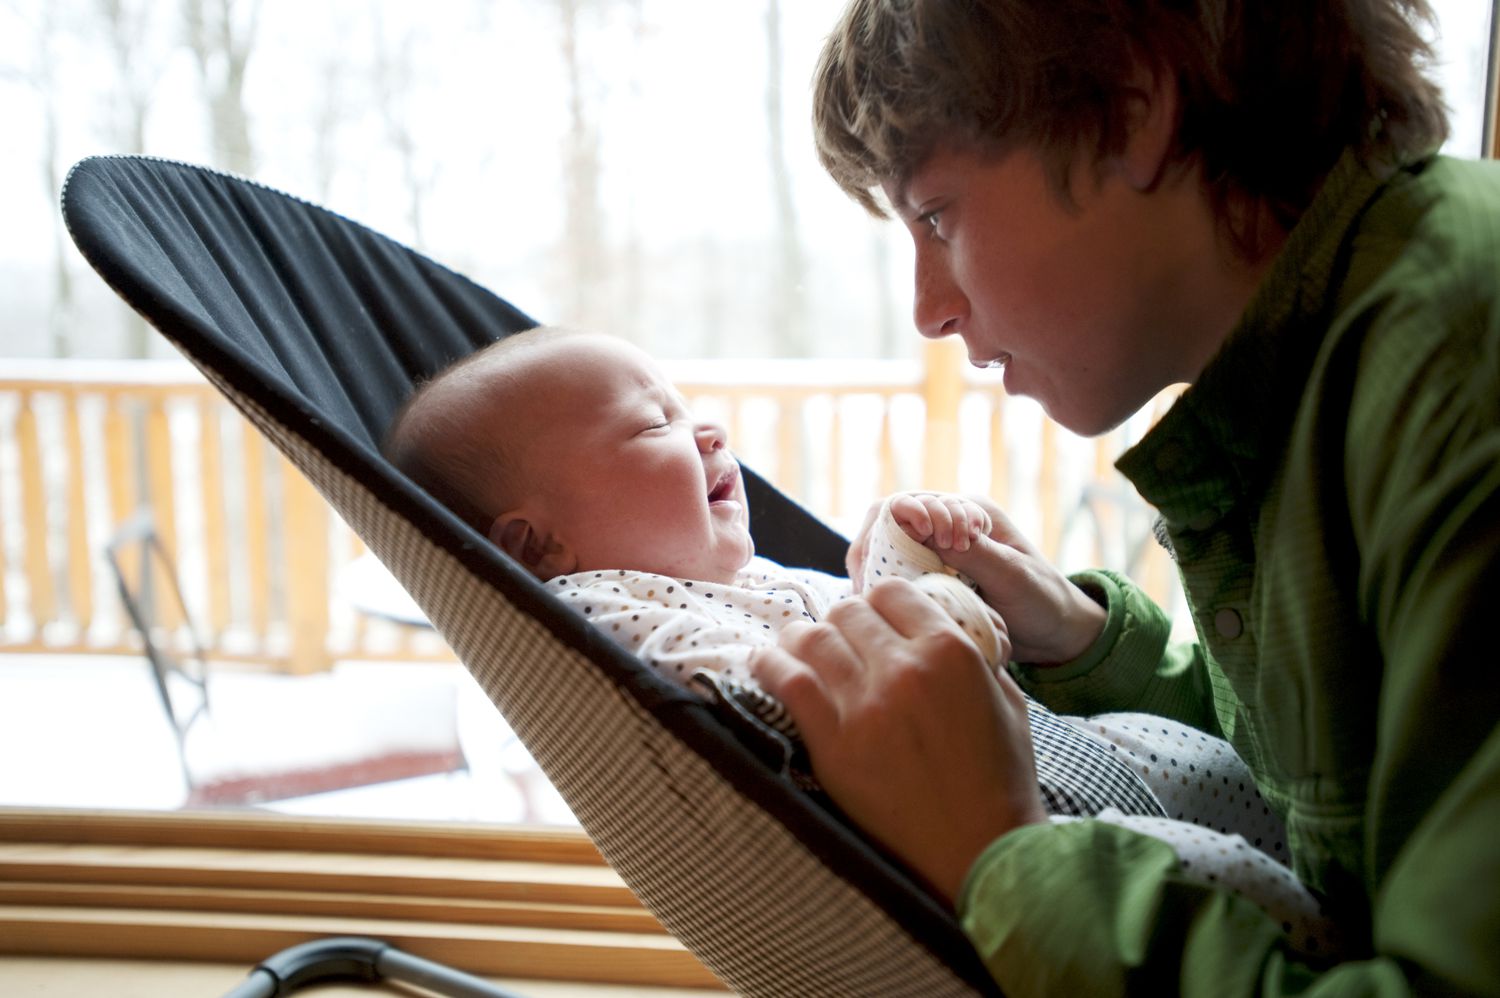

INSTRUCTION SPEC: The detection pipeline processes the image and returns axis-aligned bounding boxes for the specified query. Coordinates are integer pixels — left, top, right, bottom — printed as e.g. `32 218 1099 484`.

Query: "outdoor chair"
105 505 468 807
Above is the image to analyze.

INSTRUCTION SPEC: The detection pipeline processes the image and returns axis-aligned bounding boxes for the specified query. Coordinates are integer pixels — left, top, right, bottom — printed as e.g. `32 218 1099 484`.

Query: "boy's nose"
913 246 968 340
695 421 727 452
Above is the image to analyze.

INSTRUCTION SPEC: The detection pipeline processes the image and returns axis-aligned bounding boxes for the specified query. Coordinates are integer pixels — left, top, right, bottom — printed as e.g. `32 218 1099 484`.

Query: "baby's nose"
695 421 727 452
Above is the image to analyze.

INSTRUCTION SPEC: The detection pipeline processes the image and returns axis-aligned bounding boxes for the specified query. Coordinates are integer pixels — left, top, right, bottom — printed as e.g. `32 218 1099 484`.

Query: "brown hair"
813 0 1449 256
383 326 576 533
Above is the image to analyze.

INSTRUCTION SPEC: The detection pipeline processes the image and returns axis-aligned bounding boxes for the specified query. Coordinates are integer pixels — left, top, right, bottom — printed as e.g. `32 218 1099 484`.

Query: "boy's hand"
750 578 1048 905
848 491 1106 665
890 492 992 554
939 496 1106 665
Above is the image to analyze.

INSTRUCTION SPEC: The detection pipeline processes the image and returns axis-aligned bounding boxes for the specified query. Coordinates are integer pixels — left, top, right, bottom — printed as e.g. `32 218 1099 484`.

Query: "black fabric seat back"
63 155 999 997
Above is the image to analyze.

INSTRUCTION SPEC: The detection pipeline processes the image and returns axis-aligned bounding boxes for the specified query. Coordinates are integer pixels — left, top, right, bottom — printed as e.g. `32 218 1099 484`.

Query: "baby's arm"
1060 712 1341 957
1075 813 1342 957
550 565 853 687
854 493 1012 670
871 493 1065 645
553 568 848 752
851 492 1005 585
550 572 766 686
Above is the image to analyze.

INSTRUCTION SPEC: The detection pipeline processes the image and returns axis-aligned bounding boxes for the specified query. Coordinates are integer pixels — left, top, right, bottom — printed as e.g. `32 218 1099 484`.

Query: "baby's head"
385 327 754 584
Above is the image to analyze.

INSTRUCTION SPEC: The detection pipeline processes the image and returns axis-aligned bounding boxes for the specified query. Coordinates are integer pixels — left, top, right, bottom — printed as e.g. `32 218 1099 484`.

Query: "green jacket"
960 150 1500 995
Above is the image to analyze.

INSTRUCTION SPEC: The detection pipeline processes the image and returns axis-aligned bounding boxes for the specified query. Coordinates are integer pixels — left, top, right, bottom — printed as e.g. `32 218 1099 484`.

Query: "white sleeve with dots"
548 565 841 688
1058 713 1344 958
861 496 1009 671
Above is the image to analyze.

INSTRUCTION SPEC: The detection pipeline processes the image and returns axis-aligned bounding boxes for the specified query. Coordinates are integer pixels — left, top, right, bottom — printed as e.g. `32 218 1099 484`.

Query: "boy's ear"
488 512 578 579
1118 59 1180 193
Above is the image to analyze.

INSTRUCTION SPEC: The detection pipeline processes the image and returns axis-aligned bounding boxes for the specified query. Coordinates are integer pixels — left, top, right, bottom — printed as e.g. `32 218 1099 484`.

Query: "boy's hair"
383 326 576 533
814 0 1449 256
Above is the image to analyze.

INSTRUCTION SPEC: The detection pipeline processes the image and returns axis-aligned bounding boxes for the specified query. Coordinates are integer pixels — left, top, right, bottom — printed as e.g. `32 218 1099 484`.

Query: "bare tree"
764 0 807 356
97 0 164 356
616 0 647 345
309 52 347 205
182 0 259 176
97 0 155 154
369 7 438 249
556 0 606 328
2 0 76 357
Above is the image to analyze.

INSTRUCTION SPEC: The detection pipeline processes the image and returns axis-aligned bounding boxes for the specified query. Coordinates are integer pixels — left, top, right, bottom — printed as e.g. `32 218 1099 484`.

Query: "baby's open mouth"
708 469 736 503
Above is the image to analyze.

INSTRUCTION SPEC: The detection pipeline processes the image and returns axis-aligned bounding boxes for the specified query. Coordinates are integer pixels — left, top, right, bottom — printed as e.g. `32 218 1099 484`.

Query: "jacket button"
1214 608 1243 639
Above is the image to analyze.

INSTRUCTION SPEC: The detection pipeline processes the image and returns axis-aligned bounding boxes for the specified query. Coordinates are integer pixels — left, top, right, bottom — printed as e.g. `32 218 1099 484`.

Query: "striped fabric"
703 672 1165 819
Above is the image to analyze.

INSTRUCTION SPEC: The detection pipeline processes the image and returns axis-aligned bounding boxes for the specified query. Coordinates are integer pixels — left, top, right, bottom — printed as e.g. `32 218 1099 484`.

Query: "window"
0 0 1494 896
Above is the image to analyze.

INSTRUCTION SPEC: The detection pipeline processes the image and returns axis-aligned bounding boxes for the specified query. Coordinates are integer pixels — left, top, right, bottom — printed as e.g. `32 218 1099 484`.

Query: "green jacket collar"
1116 151 1398 523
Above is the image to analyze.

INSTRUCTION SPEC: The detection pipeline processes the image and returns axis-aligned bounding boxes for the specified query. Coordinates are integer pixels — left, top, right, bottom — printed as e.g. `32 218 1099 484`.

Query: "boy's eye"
919 209 943 234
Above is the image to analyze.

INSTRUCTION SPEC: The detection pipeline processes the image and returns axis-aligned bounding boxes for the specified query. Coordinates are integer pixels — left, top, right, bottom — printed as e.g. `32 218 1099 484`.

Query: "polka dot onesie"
1061 714 1343 956
549 495 1337 955
550 495 1009 681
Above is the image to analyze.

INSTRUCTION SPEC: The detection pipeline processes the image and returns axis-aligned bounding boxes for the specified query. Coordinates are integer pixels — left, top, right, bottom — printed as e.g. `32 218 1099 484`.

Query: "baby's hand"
891 492 993 554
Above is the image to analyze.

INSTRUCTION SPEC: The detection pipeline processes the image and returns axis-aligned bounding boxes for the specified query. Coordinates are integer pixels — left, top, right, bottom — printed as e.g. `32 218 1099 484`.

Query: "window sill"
0 808 725 992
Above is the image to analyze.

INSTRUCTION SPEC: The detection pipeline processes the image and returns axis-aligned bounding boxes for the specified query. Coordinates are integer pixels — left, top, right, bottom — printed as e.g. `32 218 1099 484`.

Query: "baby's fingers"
935 495 984 551
891 493 935 542
916 496 956 549
956 499 993 549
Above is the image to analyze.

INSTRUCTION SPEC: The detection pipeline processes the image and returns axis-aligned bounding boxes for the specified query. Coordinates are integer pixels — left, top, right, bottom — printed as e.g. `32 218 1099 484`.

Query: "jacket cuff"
1010 569 1172 715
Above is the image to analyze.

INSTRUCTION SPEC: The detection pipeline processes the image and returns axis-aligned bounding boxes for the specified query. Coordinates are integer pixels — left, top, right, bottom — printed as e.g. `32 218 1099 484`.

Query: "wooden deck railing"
0 346 1177 673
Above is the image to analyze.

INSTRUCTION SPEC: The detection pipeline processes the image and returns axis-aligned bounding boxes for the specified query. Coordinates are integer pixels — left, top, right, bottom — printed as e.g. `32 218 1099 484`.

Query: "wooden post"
0 451 7 628
144 396 182 632
243 431 271 646
64 395 92 632
280 458 330 675
199 399 231 643
920 338 964 492
102 393 139 642
17 392 55 632
878 403 898 496
103 393 137 528
144 396 177 558
987 395 1007 509
775 396 800 502
828 400 844 520
1039 418 1060 560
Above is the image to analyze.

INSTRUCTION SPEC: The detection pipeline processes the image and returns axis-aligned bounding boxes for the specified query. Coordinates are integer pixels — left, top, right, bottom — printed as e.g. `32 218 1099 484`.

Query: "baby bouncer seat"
62 155 1153 996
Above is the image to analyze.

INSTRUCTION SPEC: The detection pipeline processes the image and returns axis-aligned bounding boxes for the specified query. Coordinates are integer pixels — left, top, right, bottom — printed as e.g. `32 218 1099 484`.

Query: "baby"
385 325 1010 681
386 326 1337 952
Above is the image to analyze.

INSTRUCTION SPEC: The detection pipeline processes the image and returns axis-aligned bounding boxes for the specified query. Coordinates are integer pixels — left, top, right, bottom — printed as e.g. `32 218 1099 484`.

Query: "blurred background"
0 0 1493 823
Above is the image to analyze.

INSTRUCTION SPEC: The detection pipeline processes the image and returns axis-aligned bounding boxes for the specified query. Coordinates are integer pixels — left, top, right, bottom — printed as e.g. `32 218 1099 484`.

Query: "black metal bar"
217 937 531 998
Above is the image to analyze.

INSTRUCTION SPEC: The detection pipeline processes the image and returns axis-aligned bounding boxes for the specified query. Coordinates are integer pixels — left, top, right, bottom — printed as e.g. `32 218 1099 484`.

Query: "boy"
753 0 1498 993
385 325 1337 951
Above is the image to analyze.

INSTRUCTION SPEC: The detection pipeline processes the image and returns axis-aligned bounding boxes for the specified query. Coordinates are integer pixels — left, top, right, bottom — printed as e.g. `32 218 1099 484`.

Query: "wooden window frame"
1487 0 1500 158
0 807 723 991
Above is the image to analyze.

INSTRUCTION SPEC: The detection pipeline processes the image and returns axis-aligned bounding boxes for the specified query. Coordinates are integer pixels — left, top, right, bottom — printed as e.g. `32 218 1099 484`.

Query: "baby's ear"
489 512 577 580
